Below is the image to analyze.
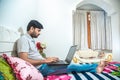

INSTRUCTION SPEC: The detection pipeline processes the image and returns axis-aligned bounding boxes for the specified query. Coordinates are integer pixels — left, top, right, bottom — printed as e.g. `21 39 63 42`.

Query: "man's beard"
31 32 39 38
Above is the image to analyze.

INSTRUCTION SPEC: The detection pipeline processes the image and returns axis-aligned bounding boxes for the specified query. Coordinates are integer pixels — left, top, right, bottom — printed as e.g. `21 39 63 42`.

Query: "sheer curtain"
105 16 112 50
73 10 88 49
90 11 105 50
73 10 112 50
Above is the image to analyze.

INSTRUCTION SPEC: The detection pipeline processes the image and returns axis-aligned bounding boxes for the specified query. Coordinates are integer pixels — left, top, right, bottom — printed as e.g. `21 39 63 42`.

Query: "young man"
17 20 59 76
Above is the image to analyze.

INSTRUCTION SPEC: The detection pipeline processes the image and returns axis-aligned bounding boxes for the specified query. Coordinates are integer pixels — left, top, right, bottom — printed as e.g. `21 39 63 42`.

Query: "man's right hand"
45 57 59 63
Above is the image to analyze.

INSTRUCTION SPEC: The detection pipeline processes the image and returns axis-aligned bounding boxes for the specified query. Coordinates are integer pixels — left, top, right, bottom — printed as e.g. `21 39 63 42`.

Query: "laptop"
48 45 77 66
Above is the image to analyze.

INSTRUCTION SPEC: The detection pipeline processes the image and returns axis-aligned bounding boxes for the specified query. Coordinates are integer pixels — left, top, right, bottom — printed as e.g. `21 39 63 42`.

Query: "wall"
0 0 81 59
0 0 37 31
35 0 82 59
0 0 120 60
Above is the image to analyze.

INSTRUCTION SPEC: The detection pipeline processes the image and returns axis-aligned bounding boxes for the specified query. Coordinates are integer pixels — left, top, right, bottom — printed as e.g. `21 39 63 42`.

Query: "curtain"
73 10 112 50
90 11 105 50
73 10 88 49
105 16 112 50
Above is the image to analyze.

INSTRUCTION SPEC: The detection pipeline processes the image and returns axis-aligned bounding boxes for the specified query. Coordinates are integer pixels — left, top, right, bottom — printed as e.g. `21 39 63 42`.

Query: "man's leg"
67 63 98 73
38 64 54 76
38 64 67 76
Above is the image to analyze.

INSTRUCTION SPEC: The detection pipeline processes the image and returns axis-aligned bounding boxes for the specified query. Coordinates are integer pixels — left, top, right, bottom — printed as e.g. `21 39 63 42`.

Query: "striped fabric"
68 72 120 80
67 62 120 80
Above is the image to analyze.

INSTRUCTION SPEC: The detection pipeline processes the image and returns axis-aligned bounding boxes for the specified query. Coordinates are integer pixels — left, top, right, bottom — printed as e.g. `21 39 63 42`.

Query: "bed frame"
0 26 20 56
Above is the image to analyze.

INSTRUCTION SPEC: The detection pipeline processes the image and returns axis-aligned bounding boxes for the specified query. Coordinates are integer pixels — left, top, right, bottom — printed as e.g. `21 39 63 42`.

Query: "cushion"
2 54 43 80
0 57 16 80
72 51 105 63
104 53 112 62
76 49 99 58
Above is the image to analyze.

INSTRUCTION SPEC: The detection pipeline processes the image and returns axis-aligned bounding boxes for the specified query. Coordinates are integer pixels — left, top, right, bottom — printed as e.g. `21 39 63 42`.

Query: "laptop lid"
47 45 77 66
65 45 77 63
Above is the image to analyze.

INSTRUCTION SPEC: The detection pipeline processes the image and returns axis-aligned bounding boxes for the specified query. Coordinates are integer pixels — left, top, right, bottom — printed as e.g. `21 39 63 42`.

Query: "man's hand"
45 57 59 63
19 52 59 65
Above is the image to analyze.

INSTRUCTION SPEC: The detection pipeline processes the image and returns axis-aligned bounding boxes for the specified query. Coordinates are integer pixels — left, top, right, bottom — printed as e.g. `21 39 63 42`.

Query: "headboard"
0 26 20 56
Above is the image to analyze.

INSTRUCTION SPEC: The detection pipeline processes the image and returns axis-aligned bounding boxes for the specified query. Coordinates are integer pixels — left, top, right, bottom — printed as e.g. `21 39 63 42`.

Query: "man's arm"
19 52 58 66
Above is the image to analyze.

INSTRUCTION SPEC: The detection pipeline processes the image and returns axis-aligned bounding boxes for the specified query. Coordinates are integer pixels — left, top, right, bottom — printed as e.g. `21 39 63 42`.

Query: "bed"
0 26 120 80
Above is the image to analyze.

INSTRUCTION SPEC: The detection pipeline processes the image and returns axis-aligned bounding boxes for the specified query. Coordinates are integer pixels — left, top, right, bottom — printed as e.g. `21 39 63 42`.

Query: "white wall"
36 0 81 59
104 0 120 12
0 0 37 31
0 0 120 60
0 0 81 59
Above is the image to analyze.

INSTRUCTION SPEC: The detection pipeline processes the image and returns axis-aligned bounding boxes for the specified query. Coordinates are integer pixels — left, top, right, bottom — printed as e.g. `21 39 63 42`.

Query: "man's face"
30 27 41 38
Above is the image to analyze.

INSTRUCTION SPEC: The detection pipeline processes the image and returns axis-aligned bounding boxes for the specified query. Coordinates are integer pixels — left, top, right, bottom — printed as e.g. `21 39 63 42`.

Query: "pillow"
2 54 43 80
76 49 99 58
0 57 16 80
104 53 113 62
72 51 105 63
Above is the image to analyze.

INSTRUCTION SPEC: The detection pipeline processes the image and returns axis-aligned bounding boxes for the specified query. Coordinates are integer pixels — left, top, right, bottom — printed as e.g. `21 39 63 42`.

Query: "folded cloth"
67 63 98 73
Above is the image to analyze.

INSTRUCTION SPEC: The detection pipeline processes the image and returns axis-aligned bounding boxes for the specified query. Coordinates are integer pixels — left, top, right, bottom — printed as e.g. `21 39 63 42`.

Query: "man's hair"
27 20 43 31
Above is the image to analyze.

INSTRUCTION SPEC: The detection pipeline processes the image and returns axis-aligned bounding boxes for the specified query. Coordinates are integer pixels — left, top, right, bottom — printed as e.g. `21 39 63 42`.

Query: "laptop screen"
65 45 77 63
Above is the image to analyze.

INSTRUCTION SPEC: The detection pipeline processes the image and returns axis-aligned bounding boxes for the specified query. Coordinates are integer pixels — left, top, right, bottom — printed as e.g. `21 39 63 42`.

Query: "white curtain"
90 11 105 50
73 10 88 49
105 16 112 50
73 10 112 50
